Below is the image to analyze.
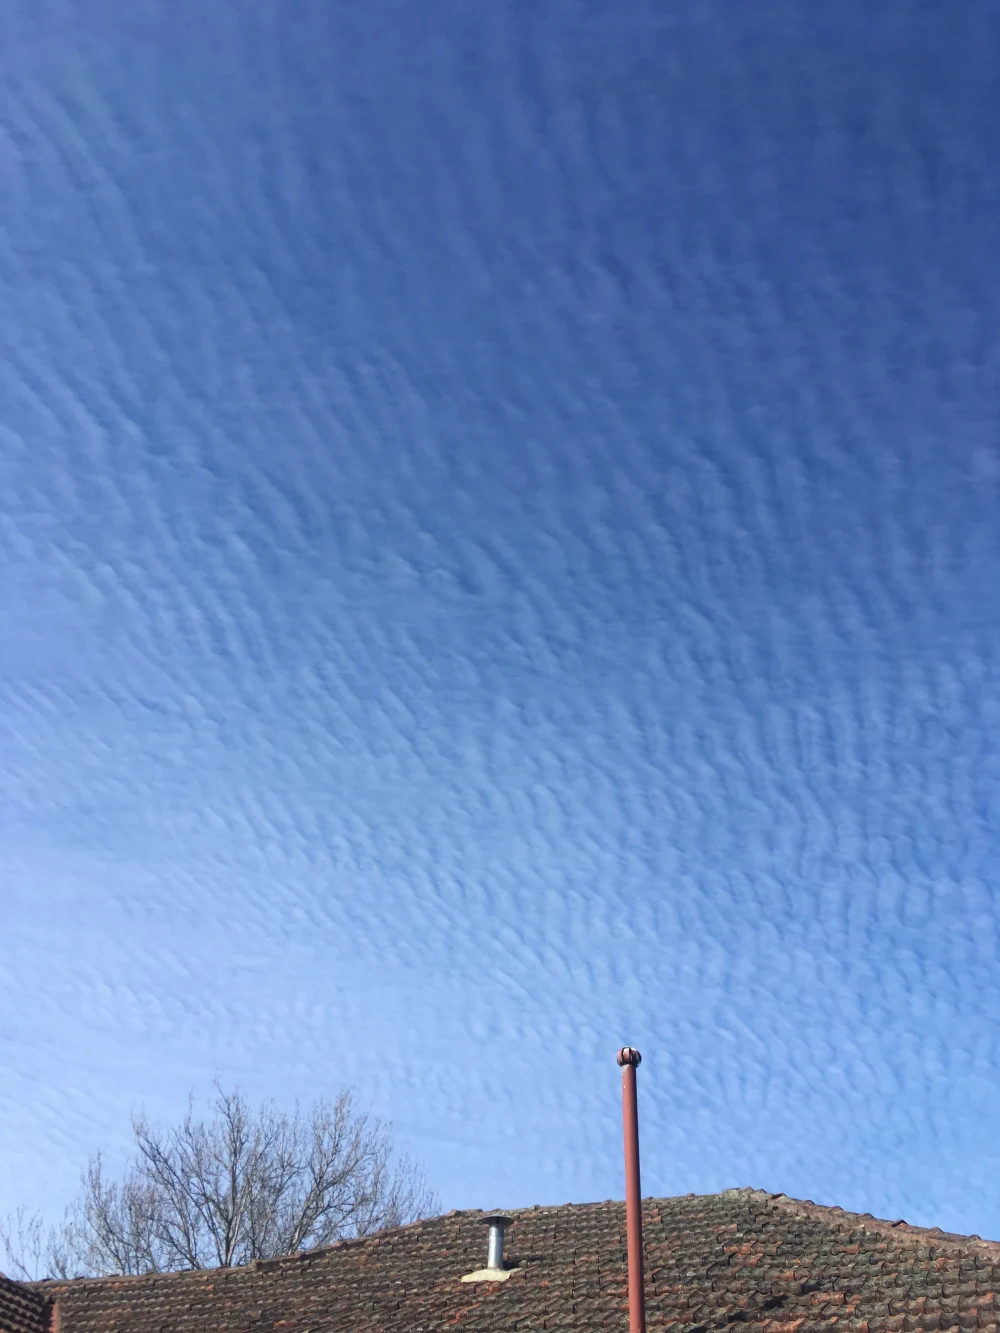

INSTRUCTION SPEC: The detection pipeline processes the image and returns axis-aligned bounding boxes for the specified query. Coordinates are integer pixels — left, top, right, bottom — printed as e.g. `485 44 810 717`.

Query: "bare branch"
0 1207 48 1281
19 1084 439 1276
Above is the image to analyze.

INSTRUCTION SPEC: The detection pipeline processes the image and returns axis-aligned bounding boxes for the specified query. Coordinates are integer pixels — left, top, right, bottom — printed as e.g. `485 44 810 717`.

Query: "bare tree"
2 1084 438 1279
0 1207 48 1281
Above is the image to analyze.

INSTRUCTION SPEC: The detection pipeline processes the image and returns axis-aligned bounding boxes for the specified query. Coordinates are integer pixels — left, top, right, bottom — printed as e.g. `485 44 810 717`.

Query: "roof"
10 1188 1000 1333
0 1272 49 1333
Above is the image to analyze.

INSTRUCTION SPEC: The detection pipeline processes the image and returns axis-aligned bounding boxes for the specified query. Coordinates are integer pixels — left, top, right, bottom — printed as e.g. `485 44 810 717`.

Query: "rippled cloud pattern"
2 0 999 1240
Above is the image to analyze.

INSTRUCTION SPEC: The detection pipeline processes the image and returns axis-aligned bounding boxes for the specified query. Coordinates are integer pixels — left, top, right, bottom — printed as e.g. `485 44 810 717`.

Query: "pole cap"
617 1046 642 1067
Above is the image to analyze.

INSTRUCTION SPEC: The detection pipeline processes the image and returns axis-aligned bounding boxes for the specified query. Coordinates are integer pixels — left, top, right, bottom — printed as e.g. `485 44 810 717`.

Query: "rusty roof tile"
5 1191 998 1333
0 1271 49 1333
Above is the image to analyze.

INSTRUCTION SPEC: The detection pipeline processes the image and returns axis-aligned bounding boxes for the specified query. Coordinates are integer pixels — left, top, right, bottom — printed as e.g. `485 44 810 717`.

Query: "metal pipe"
617 1047 646 1333
484 1215 509 1271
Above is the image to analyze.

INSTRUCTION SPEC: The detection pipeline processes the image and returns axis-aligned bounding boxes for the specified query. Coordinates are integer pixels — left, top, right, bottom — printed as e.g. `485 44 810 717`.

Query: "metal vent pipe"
484 1215 509 1271
617 1047 646 1333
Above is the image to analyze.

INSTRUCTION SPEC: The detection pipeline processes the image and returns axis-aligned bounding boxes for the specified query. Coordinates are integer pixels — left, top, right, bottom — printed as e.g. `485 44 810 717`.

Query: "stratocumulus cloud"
1 0 999 1240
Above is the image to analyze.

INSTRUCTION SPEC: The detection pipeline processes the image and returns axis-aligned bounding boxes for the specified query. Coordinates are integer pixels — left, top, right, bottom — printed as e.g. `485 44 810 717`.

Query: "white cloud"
2 0 998 1248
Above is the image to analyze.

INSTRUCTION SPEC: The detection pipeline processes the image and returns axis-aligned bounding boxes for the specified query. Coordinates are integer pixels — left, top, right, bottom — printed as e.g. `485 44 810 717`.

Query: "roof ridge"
27 1190 1000 1296
28 1211 460 1292
0 1269 50 1303
762 1191 1000 1253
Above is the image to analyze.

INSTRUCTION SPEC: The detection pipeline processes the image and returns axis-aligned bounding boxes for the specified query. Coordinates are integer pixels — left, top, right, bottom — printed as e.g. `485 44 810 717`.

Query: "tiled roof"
0 1271 49 1333
19 1189 1000 1333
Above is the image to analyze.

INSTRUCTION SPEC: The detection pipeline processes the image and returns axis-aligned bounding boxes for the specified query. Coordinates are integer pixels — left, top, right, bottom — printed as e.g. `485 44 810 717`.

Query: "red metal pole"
617 1047 646 1333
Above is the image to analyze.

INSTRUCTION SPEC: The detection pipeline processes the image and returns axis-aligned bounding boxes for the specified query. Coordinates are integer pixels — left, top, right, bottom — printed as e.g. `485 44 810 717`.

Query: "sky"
2 0 999 1249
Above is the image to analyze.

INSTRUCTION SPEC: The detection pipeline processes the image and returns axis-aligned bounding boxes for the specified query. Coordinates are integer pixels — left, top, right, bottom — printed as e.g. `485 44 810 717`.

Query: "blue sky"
2 0 999 1244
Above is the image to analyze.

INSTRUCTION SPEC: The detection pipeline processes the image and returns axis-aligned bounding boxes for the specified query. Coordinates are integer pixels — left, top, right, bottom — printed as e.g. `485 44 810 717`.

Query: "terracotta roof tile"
14 1191 1000 1333
0 1271 49 1333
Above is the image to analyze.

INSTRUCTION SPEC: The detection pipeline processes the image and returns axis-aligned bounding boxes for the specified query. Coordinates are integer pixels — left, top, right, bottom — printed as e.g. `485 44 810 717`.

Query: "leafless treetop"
1 1084 439 1279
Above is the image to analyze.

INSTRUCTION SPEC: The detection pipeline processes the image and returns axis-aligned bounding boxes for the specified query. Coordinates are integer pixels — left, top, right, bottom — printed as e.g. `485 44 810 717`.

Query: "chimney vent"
484 1215 509 1270
459 1214 514 1283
